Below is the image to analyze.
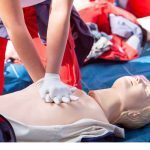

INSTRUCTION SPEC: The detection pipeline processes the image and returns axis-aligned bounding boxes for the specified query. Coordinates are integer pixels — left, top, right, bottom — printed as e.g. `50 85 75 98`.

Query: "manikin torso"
0 80 107 126
0 76 149 126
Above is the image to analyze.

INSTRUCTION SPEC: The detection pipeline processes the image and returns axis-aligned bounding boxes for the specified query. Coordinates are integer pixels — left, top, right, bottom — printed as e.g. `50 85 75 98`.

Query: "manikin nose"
133 75 150 85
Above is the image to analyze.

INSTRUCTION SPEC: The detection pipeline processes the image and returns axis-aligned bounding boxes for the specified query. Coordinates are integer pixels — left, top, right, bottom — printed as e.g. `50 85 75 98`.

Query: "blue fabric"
115 0 120 6
81 43 150 92
81 42 150 142
119 124 150 142
0 115 16 142
3 63 32 94
81 132 119 142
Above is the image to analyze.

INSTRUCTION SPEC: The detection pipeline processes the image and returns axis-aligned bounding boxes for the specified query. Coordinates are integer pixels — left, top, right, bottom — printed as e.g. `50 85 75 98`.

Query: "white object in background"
20 0 46 8
73 0 92 11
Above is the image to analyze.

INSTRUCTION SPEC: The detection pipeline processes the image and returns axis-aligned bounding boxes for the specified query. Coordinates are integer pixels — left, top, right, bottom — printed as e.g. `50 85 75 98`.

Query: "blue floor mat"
4 63 33 94
81 44 150 92
81 43 150 142
121 124 150 142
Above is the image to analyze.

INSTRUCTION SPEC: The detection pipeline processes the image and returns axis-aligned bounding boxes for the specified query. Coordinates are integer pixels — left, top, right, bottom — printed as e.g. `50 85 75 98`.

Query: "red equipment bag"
79 2 140 61
127 0 150 18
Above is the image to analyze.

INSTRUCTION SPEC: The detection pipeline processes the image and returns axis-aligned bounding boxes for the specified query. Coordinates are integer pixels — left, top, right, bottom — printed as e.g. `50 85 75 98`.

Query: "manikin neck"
89 88 123 123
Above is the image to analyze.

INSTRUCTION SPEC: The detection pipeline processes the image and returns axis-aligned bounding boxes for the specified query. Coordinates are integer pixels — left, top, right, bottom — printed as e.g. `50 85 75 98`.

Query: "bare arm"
0 0 45 81
46 0 74 73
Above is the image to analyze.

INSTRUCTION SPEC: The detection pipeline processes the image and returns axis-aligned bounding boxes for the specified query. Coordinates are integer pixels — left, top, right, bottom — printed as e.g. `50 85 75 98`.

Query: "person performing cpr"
0 0 84 104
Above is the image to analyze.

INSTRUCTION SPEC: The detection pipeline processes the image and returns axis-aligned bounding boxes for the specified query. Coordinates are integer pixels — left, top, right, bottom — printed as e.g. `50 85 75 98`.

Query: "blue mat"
81 43 150 142
4 63 32 94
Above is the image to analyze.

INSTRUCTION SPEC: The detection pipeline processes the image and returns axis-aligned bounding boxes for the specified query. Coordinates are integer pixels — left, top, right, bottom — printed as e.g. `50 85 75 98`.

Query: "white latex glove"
40 73 79 104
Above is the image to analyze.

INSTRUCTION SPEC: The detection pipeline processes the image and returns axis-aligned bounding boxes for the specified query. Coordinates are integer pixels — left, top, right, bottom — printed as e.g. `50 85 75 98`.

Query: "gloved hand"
39 73 79 104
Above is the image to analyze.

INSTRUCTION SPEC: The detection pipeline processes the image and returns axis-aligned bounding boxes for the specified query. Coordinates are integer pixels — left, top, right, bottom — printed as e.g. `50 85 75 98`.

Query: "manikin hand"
40 73 79 104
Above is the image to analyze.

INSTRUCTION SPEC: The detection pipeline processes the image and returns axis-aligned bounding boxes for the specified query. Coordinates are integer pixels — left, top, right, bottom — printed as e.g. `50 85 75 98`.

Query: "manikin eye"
127 77 136 86
135 77 139 82
130 80 134 86
130 79 137 86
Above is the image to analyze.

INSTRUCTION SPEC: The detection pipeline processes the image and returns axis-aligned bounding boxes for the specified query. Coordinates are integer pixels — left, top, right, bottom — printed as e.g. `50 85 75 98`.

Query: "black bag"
0 115 16 142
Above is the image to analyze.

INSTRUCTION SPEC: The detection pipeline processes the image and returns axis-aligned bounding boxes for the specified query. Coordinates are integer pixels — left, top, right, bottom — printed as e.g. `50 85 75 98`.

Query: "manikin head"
89 75 150 113
112 75 150 110
89 75 150 126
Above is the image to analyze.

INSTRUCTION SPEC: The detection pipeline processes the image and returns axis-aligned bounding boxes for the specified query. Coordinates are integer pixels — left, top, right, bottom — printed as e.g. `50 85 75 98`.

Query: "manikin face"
112 76 150 110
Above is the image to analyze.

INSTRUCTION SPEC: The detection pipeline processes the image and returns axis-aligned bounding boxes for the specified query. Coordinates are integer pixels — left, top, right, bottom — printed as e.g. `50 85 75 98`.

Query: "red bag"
79 2 139 61
0 38 7 95
127 0 150 18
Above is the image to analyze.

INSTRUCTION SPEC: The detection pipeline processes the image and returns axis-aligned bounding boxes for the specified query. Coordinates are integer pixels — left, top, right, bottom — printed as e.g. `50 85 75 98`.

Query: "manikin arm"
0 0 45 82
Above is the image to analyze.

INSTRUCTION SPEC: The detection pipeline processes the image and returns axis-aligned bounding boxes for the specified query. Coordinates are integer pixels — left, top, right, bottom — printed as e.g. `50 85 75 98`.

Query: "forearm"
46 0 73 73
0 0 45 81
8 25 45 81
